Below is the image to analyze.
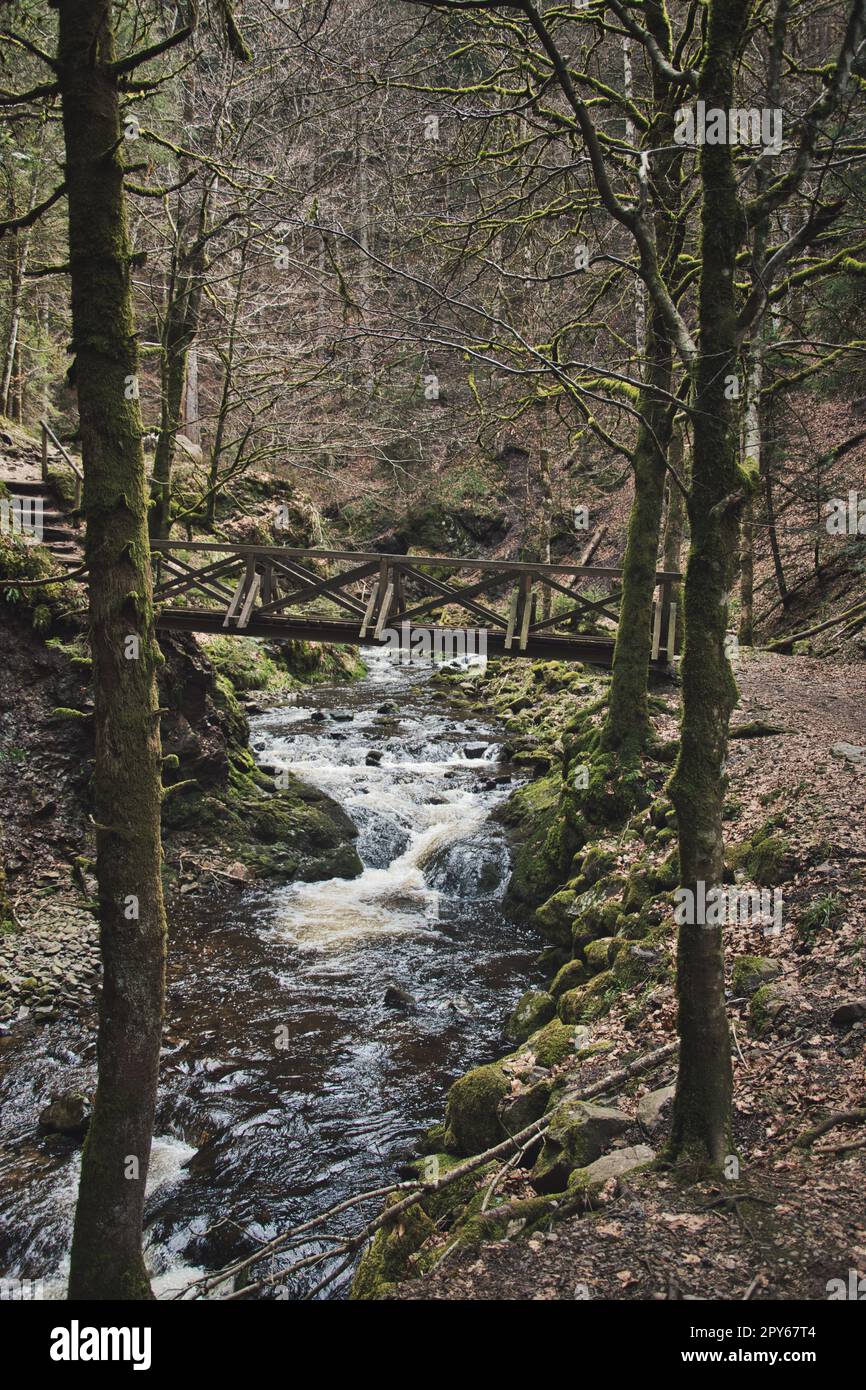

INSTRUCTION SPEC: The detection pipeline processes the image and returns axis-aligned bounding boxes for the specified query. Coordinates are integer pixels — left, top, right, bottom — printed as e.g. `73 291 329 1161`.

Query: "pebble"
0 904 100 1025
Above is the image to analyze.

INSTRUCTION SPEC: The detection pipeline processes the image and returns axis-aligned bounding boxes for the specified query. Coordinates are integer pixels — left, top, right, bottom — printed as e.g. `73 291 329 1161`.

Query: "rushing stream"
0 651 539 1298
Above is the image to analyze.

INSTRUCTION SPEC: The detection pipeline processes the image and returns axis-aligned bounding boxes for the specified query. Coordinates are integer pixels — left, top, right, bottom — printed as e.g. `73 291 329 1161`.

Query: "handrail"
40 418 83 510
148 540 681 582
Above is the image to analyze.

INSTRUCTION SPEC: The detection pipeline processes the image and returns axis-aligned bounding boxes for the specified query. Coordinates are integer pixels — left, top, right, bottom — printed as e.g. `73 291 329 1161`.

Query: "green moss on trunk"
666 0 752 1172
58 0 175 1301
602 36 683 760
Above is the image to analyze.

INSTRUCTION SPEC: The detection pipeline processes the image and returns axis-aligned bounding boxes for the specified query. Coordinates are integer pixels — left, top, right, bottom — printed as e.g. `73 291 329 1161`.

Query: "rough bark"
661 423 686 651
55 0 167 1300
738 347 761 645
603 7 681 756
149 179 208 539
666 0 751 1169
603 319 673 756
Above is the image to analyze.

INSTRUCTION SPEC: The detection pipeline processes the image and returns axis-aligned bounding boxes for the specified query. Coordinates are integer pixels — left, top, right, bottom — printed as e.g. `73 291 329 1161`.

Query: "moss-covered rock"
350 1197 435 1300
496 771 559 829
573 845 616 888
443 1061 511 1155
505 789 590 917
568 881 626 950
557 969 618 1024
566 1143 655 1206
611 943 668 989
505 988 556 1043
583 937 618 974
405 1153 491 1223
549 957 589 998
525 1018 586 1069
748 980 799 1037
728 823 793 885
157 633 364 883
532 1099 631 1192
501 774 582 915
499 1077 554 1135
535 887 578 947
417 1123 447 1155
440 1194 560 1260
637 1085 675 1135
731 955 781 996
622 853 678 913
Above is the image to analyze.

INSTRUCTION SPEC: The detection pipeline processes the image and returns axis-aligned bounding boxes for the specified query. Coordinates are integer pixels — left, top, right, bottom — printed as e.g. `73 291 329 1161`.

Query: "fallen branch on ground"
180 1038 679 1300
762 600 866 652
778 1107 866 1156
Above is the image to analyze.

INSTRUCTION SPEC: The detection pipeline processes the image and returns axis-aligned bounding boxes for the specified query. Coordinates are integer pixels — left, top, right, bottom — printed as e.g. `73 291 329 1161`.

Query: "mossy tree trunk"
55 0 168 1299
603 323 673 757
666 0 752 1169
738 340 762 645
763 391 789 607
603 18 682 758
662 422 687 572
149 181 209 540
661 423 686 652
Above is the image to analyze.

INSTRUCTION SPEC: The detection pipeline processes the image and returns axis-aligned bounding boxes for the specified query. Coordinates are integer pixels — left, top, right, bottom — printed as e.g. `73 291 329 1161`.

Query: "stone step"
0 477 47 495
42 525 79 541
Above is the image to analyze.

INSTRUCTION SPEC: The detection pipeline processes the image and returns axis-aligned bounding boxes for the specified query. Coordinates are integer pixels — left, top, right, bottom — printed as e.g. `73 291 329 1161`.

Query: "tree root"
698 1192 775 1237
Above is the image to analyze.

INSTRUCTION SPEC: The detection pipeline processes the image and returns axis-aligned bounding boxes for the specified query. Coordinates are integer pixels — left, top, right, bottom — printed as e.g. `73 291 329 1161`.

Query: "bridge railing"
150 542 681 662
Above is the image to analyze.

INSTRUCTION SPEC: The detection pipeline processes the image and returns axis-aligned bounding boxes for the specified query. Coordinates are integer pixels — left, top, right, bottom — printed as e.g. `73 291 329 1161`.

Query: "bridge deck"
155 608 643 666
150 542 681 670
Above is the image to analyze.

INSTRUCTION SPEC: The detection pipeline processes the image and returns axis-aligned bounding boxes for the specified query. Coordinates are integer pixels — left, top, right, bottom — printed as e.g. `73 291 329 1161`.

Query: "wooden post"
658 575 672 657
505 584 519 649
360 580 379 638
666 600 679 661
41 421 48 483
518 573 533 651
236 555 261 629
373 558 394 639
650 586 664 661
393 564 406 620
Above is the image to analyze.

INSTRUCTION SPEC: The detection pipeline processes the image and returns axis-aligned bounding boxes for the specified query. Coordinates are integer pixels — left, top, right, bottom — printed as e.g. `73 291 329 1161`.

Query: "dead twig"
778 1107 866 1156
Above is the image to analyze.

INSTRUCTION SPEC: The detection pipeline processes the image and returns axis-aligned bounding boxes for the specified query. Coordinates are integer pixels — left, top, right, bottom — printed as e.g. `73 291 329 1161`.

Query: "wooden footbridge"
151 542 680 668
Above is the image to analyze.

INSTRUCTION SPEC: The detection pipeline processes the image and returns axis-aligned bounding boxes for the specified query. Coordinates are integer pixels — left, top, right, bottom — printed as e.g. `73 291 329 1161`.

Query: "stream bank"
354 653 866 1303
0 647 541 1297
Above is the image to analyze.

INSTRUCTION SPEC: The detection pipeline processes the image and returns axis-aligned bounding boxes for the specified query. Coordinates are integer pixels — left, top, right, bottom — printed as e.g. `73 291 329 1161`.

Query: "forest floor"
393 648 866 1301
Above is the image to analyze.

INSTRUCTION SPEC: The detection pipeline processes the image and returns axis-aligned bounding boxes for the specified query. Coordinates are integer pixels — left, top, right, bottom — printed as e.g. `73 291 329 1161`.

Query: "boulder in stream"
383 984 415 1011
38 1091 90 1138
